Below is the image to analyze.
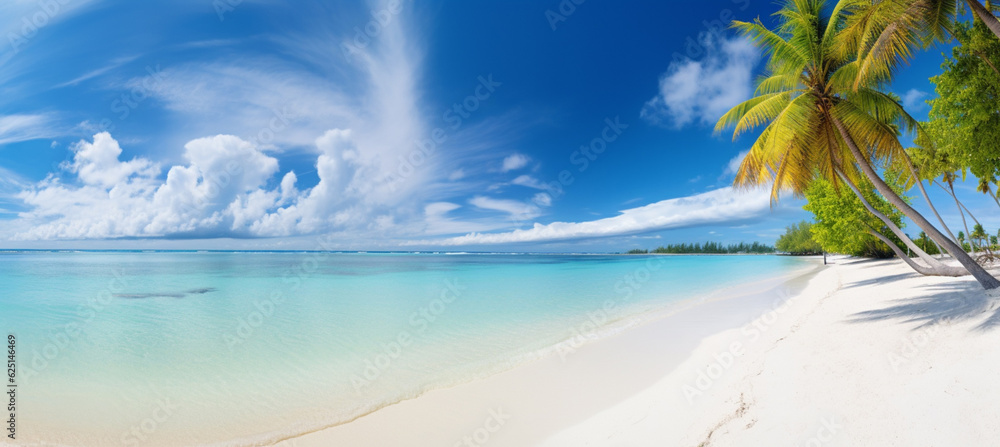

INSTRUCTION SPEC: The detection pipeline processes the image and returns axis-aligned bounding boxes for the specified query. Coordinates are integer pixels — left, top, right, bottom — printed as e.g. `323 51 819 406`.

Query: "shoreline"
544 257 1000 446
281 258 828 446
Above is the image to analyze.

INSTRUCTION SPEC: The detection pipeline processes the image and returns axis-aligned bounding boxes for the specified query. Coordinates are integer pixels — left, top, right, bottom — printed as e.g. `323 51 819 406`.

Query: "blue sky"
0 0 995 251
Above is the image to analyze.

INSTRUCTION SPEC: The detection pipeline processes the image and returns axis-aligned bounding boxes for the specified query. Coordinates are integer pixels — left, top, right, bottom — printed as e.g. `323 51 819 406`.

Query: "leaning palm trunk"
838 171 959 273
901 153 959 245
950 181 976 251
967 0 1000 41
832 117 1000 289
937 180 983 252
864 225 968 277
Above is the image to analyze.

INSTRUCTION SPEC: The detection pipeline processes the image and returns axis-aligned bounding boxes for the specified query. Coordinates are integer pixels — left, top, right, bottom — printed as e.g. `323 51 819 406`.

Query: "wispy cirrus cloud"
410 187 772 245
0 114 58 145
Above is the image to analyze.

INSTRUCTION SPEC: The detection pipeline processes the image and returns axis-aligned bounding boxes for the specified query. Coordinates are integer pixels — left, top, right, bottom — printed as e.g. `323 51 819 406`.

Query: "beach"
286 257 1000 446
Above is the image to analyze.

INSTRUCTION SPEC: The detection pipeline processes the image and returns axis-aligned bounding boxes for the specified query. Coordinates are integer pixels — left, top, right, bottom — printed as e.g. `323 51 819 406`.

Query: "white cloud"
510 174 551 191
641 34 759 128
532 192 552 207
415 187 772 245
14 133 281 240
724 149 750 176
0 114 57 145
469 196 541 221
901 88 929 112
501 153 529 172
63 132 158 188
7 2 466 242
53 55 140 88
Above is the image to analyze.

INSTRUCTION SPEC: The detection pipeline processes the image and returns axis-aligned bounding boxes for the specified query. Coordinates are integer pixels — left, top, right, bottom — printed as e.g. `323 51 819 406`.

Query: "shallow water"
0 252 812 446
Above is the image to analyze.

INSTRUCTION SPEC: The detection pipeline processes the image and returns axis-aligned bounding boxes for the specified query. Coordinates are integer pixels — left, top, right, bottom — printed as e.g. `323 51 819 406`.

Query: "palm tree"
972 223 988 251
958 231 968 251
847 0 1000 89
716 0 1000 289
917 231 929 251
964 0 1000 40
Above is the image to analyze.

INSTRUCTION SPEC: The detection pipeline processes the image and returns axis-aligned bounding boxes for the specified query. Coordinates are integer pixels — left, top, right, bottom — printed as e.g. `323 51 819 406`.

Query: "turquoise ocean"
0 251 815 446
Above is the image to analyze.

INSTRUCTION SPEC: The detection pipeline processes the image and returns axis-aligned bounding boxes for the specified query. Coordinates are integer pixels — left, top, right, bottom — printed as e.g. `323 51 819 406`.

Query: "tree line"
626 241 775 255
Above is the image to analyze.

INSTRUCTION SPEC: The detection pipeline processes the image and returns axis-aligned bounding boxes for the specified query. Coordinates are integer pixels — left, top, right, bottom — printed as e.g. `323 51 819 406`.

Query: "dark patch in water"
115 287 217 299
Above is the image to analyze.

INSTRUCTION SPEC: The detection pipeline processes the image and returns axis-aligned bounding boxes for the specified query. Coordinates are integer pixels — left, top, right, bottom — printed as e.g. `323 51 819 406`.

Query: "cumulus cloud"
15 133 276 239
414 187 772 245
641 34 759 128
63 132 159 188
501 153 529 172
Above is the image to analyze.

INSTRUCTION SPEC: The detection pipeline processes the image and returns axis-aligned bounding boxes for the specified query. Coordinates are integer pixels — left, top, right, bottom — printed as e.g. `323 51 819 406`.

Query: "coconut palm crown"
716 0 918 203
716 0 1000 289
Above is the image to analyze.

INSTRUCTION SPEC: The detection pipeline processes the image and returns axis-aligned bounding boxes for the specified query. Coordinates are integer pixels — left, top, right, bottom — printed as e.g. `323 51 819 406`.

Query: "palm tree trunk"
938 182 976 252
864 226 968 277
838 171 949 269
831 116 1000 289
974 50 1000 76
901 152 959 244
967 0 1000 41
951 181 974 251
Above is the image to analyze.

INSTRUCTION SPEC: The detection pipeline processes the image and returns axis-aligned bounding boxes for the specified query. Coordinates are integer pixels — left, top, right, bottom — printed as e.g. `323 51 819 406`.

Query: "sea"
0 251 816 446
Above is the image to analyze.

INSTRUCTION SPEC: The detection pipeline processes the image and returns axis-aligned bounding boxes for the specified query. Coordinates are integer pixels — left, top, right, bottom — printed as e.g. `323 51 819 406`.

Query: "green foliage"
972 223 989 248
914 231 941 256
803 178 906 258
715 0 923 203
625 242 775 255
926 17 1000 185
775 221 823 255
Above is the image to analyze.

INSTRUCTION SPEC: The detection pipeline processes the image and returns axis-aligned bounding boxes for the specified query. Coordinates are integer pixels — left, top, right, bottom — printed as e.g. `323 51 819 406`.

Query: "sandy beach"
284 257 1000 446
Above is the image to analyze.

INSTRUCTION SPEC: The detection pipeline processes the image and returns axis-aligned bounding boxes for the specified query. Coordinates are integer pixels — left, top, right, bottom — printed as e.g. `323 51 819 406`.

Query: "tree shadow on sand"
847 279 1000 332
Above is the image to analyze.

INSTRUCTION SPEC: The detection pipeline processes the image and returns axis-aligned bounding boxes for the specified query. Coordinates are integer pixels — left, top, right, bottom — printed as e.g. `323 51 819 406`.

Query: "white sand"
283 258 1000 446
543 257 1000 446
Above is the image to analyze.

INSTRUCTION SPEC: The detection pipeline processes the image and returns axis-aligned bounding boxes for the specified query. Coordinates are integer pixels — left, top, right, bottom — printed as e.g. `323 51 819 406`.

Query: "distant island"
625 241 775 255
